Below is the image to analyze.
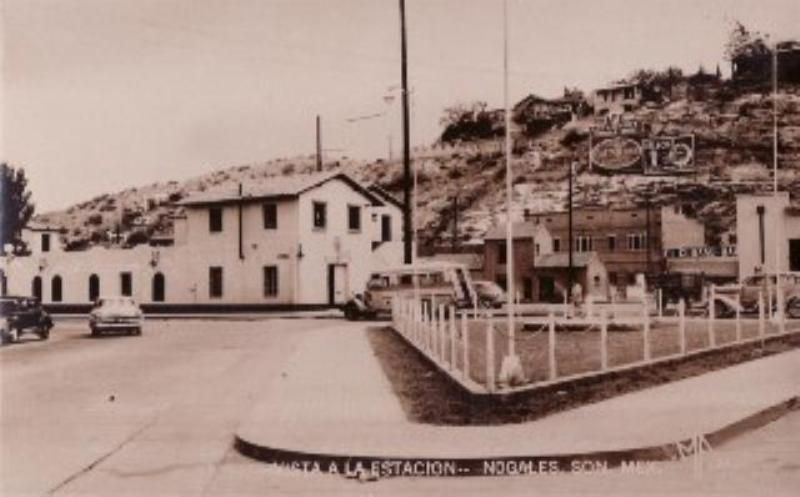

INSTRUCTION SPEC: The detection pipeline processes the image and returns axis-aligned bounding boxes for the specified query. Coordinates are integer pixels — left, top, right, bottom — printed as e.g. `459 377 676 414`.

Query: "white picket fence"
391 290 799 395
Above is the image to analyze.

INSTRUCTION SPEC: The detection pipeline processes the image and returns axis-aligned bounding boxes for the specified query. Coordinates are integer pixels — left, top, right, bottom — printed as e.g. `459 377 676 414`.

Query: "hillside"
33 81 800 252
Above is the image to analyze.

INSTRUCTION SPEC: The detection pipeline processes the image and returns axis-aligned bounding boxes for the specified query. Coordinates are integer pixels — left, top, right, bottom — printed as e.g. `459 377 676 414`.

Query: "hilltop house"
1 172 404 309
592 82 642 115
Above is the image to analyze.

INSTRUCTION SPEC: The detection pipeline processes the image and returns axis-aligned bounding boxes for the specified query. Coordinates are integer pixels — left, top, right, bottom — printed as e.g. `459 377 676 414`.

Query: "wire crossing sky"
3 0 799 211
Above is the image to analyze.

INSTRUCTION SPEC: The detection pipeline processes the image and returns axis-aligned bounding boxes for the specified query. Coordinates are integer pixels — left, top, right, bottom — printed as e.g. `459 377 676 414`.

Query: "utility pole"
316 115 322 172
567 161 574 301
399 0 412 264
452 194 459 252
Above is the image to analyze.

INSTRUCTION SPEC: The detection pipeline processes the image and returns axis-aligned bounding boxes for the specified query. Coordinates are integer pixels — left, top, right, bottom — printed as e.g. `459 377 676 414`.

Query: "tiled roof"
535 252 597 268
484 222 547 240
178 172 382 207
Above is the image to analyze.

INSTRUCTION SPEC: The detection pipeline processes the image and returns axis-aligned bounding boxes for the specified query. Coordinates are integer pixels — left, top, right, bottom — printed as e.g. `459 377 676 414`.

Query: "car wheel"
786 298 800 319
710 300 729 318
90 327 100 337
133 327 142 336
344 305 359 321
38 327 50 340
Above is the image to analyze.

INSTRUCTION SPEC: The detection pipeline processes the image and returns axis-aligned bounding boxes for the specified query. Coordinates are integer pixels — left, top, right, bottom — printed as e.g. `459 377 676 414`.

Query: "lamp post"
499 0 523 386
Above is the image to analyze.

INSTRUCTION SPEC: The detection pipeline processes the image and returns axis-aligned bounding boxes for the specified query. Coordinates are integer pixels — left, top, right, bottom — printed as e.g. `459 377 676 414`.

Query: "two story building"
592 83 642 115
2 172 404 309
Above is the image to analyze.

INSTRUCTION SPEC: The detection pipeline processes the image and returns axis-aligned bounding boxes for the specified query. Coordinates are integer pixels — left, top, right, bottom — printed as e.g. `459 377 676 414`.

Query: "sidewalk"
235 324 800 462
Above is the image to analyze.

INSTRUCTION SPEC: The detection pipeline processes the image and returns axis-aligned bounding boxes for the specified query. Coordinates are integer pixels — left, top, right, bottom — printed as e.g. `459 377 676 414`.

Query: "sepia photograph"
1 0 799 495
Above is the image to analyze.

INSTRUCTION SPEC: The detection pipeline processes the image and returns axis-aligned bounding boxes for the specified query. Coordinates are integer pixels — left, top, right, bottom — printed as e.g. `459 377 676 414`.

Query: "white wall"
736 193 792 279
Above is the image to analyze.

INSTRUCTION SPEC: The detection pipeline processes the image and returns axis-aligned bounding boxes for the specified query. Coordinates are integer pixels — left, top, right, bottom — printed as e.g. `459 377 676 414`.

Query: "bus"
343 262 477 321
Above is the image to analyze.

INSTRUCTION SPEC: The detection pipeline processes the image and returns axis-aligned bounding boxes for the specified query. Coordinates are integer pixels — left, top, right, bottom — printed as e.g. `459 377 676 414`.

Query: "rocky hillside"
34 81 800 252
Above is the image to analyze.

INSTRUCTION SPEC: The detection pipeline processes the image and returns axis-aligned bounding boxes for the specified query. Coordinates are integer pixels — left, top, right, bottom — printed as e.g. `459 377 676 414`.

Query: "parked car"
472 280 507 309
711 272 800 318
89 296 144 336
0 296 53 344
343 262 477 320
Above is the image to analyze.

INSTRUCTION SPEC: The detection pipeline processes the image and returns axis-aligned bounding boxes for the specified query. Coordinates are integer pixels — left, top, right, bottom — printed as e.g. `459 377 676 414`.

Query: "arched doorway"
32 276 42 301
89 274 100 302
51 275 63 302
152 272 165 302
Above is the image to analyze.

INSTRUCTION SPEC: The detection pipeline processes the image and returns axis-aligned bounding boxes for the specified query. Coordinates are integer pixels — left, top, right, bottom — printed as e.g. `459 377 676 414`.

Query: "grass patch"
367 325 800 426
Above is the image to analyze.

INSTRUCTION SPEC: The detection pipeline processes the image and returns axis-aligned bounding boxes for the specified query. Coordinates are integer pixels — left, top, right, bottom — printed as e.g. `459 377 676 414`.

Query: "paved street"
1 318 798 497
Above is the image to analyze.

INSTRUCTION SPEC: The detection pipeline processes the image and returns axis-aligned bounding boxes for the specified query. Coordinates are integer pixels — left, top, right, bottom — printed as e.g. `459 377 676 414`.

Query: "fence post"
657 288 663 319
767 285 773 320
735 294 742 342
678 298 686 355
708 284 716 348
600 308 608 371
777 288 786 335
642 302 651 361
421 301 429 352
486 310 496 392
437 304 445 363
758 291 766 340
461 310 470 381
449 305 457 370
563 292 569 318
548 309 557 380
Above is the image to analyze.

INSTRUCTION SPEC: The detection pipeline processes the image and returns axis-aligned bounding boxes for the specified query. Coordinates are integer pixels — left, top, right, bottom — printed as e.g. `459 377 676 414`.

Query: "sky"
2 0 799 212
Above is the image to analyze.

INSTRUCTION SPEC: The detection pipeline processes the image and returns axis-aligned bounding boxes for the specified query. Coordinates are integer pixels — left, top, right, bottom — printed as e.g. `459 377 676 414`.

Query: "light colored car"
89 296 144 336
472 280 507 309
713 272 800 318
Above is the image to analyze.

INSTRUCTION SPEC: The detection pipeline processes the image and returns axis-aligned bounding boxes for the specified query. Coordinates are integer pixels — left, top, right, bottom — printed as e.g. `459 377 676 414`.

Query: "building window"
535 243 541 256
32 276 42 301
608 235 616 252
42 233 50 252
120 272 132 296
609 272 617 285
209 267 223 298
263 203 277 230
348 205 361 232
577 235 593 252
553 238 561 252
89 274 100 302
209 207 223 232
152 272 165 302
263 266 279 297
51 275 63 302
313 202 327 229
497 242 507 264
627 233 646 251
381 215 392 242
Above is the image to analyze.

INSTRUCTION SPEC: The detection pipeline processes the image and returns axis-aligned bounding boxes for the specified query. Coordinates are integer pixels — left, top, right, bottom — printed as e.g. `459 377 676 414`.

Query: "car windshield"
99 297 135 309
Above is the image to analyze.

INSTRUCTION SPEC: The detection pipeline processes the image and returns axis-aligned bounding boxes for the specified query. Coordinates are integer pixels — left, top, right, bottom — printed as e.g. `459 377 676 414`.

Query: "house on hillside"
2 172 404 308
592 83 642 115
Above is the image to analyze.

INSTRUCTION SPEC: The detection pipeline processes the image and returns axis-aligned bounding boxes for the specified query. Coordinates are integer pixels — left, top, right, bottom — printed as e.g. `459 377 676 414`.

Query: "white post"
563 291 569 318
708 284 716 348
758 291 766 339
600 308 608 371
777 286 786 334
548 309 557 380
735 294 742 342
438 304 446 362
449 305 457 370
461 311 470 381
679 298 687 355
421 301 429 352
642 302 651 361
486 310 496 392
767 284 773 320
586 294 594 320
657 288 663 319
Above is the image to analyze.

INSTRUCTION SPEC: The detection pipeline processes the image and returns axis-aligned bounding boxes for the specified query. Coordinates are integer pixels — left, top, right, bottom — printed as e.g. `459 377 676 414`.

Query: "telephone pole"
315 115 322 172
399 0 412 264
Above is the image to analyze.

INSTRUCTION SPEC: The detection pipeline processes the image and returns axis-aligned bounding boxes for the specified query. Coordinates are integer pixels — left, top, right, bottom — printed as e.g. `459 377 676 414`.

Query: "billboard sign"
642 135 695 175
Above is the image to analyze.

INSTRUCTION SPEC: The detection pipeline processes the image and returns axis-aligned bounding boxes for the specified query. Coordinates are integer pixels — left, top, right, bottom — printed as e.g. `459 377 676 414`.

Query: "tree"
724 21 771 81
438 101 502 144
0 163 36 254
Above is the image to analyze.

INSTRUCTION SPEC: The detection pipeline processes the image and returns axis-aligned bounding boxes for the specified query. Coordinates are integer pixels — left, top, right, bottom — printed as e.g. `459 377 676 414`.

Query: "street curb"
233 396 798 478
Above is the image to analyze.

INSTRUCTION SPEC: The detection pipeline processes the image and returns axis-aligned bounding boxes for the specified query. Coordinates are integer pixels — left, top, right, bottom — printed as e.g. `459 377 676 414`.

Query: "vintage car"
711 272 800 318
0 296 53 344
89 296 144 336
472 280 507 309
343 262 477 321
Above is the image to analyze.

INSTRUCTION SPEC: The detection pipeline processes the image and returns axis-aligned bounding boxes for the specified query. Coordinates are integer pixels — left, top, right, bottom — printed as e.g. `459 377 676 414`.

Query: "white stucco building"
736 192 800 280
2 172 404 308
